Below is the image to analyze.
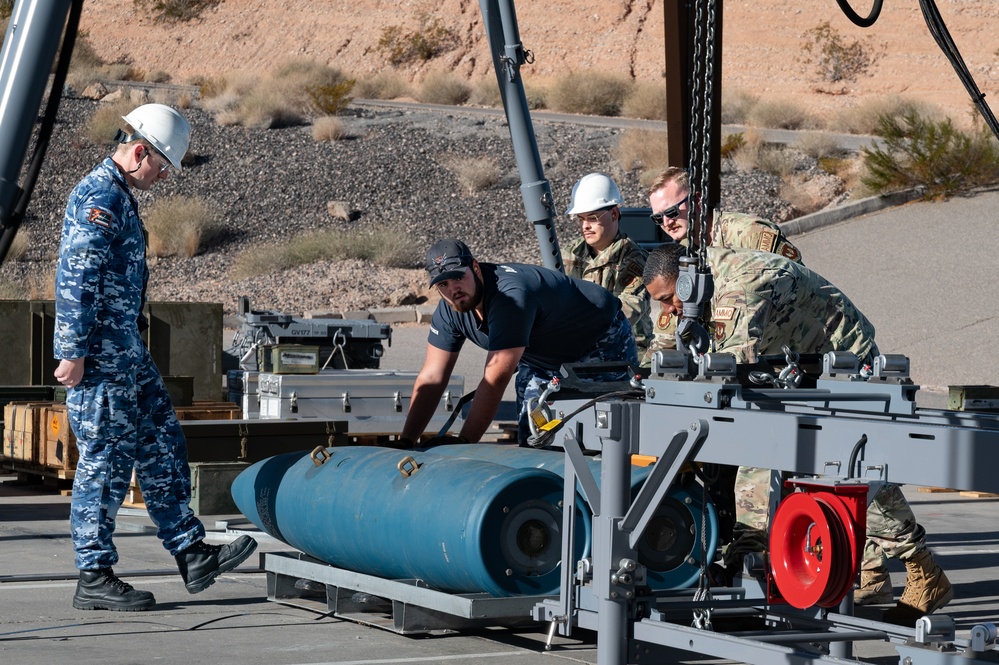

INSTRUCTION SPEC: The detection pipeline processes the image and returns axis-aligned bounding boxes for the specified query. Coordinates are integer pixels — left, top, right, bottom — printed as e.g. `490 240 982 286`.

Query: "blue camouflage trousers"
68 348 205 570
516 308 638 444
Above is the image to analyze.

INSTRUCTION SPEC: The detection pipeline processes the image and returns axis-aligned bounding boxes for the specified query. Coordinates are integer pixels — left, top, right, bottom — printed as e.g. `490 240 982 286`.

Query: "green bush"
720 132 746 158
306 80 356 116
133 0 219 22
799 21 883 85
234 227 418 278
378 15 458 66
546 71 632 117
862 110 999 198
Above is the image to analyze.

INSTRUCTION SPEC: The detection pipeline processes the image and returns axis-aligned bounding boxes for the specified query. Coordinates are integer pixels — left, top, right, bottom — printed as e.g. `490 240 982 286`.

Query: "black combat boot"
175 535 258 594
73 568 156 611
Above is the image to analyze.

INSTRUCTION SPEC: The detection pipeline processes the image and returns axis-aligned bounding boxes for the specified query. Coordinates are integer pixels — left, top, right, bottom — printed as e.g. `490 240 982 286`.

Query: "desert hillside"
78 0 999 123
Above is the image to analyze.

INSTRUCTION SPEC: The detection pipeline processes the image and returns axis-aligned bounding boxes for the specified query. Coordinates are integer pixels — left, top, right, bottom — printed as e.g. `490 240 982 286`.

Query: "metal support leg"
593 402 637 665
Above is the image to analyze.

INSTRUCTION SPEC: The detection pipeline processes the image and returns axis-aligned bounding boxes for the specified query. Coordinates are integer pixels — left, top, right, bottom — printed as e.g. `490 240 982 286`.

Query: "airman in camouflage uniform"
563 232 651 357
53 105 256 613
642 242 952 621
562 173 652 357
642 166 802 365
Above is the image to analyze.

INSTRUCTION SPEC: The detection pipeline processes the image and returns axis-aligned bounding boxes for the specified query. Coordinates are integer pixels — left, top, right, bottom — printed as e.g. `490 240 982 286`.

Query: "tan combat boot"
883 549 954 626
854 566 893 606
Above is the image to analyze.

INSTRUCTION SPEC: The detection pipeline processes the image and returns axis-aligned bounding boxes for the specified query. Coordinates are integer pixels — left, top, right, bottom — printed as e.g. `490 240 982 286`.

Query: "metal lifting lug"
341 392 351 413
443 390 454 412
393 391 402 413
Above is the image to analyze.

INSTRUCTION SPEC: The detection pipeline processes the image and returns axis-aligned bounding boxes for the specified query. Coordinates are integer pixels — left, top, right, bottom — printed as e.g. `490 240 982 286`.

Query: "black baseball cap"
425 238 474 287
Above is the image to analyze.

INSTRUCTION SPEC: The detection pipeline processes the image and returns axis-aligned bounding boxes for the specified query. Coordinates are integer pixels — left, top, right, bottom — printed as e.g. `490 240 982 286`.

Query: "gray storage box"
256 370 464 434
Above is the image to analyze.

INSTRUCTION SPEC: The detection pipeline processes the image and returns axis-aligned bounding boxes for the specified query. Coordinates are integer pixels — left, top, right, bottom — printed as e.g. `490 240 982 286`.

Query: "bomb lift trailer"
480 0 999 662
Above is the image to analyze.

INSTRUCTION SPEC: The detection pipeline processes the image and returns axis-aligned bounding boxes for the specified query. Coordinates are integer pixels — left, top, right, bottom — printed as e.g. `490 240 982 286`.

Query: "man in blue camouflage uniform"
54 104 256 612
401 239 637 447
642 242 952 625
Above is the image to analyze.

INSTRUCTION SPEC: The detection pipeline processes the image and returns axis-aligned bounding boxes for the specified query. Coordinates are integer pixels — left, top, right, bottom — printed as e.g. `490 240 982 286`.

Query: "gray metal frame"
532 351 999 665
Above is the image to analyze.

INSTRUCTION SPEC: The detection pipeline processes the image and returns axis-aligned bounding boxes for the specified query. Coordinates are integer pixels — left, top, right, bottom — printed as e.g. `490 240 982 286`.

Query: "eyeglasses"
571 209 611 225
650 195 689 225
145 147 172 174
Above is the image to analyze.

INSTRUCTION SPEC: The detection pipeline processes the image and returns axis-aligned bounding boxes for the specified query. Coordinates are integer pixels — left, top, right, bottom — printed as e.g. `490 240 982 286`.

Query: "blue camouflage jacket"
54 157 149 373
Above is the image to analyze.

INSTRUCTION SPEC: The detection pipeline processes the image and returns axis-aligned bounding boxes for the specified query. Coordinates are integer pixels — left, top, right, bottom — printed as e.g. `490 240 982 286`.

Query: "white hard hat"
565 173 623 215
121 103 190 171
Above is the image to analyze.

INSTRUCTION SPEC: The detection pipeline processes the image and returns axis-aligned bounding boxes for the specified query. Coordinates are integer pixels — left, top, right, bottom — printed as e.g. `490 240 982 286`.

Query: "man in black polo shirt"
401 238 637 445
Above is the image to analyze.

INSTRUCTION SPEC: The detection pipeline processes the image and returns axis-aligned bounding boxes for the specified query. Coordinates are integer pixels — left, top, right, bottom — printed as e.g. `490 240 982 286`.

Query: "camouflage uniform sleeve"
53 185 119 360
712 268 796 363
639 301 678 368
615 254 652 358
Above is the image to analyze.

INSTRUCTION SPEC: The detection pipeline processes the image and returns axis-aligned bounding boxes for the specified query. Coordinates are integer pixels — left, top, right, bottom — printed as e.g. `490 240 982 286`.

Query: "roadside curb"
780 188 924 236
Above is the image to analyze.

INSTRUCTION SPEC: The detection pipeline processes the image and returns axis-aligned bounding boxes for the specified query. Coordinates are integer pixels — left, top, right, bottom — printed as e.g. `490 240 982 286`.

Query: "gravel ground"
2 95 847 319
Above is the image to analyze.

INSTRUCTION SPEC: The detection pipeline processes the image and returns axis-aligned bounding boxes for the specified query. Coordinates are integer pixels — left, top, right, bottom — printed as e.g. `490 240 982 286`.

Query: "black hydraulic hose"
846 433 868 479
917 0 999 141
0 0 84 266
835 0 883 28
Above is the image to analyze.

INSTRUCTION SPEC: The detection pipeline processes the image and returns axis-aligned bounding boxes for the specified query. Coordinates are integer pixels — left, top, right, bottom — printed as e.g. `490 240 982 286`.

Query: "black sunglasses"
650 195 689 225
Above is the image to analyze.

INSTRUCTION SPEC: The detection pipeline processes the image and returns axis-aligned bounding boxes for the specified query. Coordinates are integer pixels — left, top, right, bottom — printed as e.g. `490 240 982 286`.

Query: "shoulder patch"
757 229 778 253
657 311 673 329
87 207 113 228
715 322 727 341
778 242 800 261
713 306 735 321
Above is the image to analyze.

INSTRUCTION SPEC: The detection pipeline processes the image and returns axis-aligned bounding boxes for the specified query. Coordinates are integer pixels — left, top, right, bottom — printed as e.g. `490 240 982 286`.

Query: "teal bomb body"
231 446 573 597
427 443 719 589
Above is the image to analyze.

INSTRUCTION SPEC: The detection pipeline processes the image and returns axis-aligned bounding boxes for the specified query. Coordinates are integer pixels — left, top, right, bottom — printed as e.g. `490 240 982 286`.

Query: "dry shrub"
418 72 472 106
234 227 417 278
614 129 669 186
522 78 549 110
621 81 667 120
83 97 137 144
5 228 30 261
207 59 354 128
547 71 633 116
353 72 411 100
794 132 841 160
721 88 759 125
145 69 171 83
443 154 500 194
469 78 501 107
189 74 227 100
782 179 828 216
746 98 816 130
144 196 219 258
830 96 942 135
312 115 346 142
729 127 766 172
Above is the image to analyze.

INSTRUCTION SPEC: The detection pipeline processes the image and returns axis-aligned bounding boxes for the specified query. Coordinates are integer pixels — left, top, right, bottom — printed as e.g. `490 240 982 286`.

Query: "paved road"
791 188 999 400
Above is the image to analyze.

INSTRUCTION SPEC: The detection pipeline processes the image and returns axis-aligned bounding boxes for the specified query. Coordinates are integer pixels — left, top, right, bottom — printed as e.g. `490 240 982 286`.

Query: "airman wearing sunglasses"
648 166 802 262
642 166 804 366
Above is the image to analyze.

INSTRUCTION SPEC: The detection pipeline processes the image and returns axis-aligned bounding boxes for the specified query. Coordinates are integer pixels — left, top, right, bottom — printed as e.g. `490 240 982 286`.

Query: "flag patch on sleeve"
87 208 112 228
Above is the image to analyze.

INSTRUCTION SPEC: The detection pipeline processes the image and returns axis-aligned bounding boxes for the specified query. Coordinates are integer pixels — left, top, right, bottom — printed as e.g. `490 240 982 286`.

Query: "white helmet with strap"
120 104 190 171
565 172 623 215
